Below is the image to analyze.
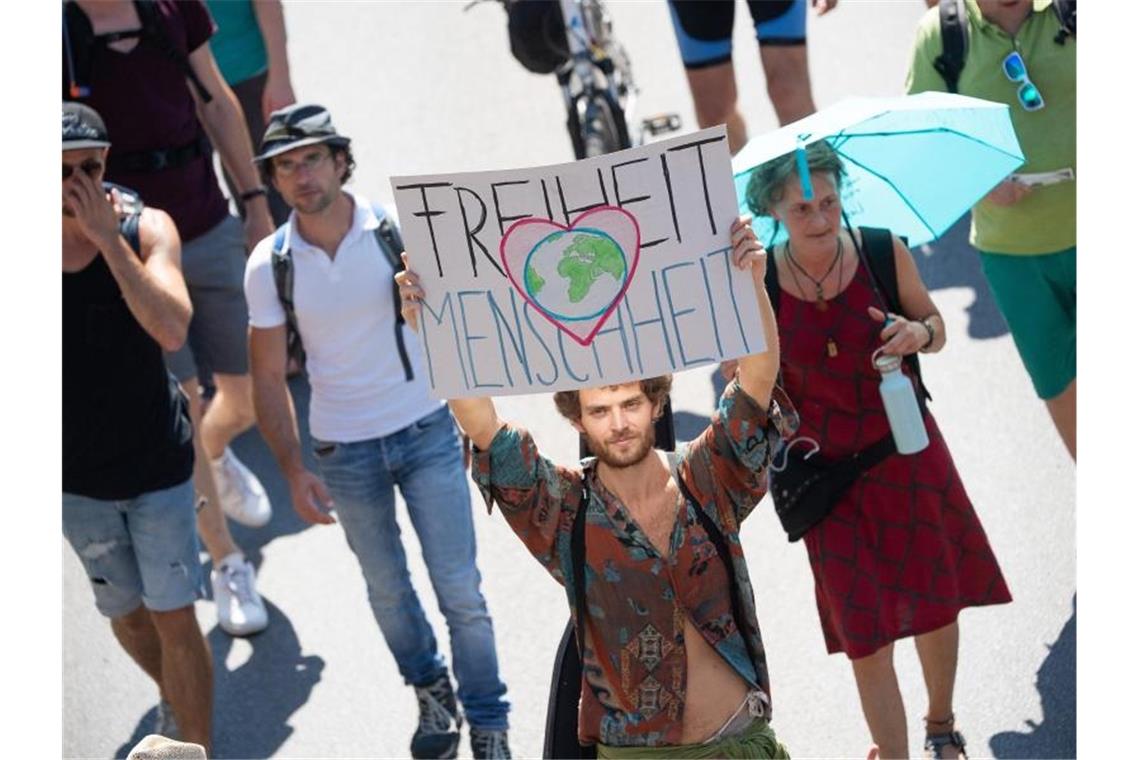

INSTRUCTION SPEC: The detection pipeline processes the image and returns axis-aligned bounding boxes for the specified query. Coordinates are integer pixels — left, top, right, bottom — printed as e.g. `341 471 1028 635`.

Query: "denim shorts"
63 478 204 618
165 213 251 382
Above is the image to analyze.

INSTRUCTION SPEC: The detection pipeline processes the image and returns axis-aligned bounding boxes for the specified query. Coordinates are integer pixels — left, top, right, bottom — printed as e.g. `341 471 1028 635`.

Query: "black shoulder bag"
767 224 928 542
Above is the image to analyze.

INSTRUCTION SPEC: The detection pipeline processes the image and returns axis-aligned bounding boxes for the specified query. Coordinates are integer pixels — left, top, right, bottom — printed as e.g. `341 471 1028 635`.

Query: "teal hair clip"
795 134 813 200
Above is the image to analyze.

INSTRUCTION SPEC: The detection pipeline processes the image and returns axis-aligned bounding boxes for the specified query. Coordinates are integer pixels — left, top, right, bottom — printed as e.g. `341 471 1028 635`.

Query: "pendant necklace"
786 238 843 313
784 238 844 358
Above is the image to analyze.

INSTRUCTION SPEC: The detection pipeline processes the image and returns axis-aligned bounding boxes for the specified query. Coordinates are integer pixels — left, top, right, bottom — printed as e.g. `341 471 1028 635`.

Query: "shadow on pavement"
113 600 324 759
988 594 1077 759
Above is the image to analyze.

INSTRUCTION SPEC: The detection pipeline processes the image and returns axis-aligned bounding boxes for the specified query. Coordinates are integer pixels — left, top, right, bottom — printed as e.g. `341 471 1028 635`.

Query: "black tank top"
62 210 193 499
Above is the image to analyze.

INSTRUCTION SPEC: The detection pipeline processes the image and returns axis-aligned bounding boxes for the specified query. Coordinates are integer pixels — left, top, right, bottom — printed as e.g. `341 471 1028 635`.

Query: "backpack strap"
133 0 213 103
933 0 968 94
669 454 762 683
570 482 590 663
857 226 932 403
270 225 306 369
370 203 414 382
764 242 781 318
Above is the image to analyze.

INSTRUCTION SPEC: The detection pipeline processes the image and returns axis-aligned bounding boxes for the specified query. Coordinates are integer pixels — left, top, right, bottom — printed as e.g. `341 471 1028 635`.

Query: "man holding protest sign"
395 126 796 757
243 104 510 760
397 215 791 756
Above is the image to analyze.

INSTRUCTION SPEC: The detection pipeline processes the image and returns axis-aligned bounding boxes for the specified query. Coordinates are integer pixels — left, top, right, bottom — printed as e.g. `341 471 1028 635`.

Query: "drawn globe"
522 228 628 322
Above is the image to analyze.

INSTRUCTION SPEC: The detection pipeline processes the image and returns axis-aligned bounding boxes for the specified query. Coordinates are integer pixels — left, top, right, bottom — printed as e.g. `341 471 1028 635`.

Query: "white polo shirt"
244 191 442 443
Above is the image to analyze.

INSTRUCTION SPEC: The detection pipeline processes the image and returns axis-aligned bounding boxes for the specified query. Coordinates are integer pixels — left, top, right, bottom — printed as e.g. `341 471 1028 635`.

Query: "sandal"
923 714 968 760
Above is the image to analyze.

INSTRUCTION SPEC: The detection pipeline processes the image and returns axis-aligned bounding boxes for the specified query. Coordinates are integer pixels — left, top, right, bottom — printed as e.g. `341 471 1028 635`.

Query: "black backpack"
765 225 931 403
63 0 212 102
933 0 1075 93
269 204 414 381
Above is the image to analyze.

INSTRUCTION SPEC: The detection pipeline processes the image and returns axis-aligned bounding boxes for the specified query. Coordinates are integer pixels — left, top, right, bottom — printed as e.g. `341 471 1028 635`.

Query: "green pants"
596 718 790 759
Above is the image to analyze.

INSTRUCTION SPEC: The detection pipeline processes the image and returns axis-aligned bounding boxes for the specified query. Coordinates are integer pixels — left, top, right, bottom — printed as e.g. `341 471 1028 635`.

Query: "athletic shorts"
979 247 1076 400
63 479 204 618
165 213 251 382
668 0 807 69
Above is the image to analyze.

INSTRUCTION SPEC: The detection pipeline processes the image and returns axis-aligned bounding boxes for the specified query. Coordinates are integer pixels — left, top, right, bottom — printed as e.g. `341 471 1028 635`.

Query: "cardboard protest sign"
391 125 766 398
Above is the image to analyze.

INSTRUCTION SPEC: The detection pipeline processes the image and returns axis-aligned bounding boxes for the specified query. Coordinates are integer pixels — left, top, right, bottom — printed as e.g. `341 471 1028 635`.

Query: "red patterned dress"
776 256 1011 659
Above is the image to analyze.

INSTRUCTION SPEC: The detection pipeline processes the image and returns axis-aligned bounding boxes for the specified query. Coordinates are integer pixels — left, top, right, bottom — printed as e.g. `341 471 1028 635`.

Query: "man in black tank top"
62 103 214 753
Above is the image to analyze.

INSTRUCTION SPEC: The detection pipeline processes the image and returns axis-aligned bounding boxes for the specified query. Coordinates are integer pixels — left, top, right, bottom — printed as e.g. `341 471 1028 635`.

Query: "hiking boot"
211 553 269 636
410 673 462 759
471 728 511 759
154 698 180 740
211 447 272 528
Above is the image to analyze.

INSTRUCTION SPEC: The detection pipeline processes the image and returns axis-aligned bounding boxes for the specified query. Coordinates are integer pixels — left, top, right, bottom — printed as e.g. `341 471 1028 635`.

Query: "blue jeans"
312 405 509 730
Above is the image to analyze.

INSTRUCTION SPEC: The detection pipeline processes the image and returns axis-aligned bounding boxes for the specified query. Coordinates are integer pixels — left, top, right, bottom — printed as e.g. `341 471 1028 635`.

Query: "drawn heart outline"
498 205 641 347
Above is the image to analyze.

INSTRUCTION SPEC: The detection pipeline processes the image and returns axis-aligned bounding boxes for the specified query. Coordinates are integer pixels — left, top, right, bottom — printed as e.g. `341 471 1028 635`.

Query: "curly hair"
259 144 356 186
744 140 845 219
553 375 673 422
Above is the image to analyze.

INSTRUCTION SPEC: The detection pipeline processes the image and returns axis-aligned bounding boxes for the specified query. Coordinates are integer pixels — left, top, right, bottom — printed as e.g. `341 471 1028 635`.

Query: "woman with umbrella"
742 141 1011 759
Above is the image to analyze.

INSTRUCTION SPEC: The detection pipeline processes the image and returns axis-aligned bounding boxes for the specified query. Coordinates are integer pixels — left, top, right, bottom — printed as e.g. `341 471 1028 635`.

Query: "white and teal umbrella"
732 92 1025 247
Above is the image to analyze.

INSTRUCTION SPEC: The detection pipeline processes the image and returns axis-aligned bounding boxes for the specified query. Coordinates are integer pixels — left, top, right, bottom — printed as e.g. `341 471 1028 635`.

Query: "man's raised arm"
447 398 505 452
728 216 780 409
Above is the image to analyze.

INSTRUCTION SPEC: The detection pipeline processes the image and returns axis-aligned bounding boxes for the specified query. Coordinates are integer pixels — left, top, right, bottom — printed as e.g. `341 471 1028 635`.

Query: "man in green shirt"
906 0 1076 460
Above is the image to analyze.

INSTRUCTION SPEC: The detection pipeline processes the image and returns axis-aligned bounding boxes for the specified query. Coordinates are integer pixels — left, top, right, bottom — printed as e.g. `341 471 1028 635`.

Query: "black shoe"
471 728 511 759
410 674 462 759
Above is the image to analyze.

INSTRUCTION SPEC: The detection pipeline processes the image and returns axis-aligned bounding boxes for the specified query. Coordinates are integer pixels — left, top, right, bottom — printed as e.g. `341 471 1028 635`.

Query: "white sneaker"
211 447 272 528
211 553 269 636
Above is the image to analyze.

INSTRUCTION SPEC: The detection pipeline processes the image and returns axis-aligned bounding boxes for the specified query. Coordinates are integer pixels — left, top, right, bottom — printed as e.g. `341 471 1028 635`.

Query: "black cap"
63 102 111 150
253 103 351 163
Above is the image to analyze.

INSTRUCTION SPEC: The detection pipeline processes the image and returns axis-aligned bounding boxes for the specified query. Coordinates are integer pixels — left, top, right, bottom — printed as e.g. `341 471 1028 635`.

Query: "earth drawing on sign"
500 206 641 346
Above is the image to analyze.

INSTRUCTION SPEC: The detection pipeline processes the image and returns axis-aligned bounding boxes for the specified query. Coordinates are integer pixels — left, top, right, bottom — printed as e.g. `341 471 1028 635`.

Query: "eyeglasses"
62 159 103 180
1002 51 1044 112
272 150 332 178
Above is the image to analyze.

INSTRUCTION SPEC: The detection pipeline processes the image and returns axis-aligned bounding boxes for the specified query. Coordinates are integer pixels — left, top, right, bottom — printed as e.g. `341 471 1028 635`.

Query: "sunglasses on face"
62 159 104 180
1002 51 1045 112
272 150 332 178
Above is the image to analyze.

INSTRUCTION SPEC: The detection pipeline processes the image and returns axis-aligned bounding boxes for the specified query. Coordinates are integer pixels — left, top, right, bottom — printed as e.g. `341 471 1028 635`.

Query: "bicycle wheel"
579 91 630 158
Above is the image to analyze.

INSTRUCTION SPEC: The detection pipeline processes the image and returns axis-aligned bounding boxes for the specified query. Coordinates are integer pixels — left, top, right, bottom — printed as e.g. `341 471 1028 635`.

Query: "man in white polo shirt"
243 104 510 760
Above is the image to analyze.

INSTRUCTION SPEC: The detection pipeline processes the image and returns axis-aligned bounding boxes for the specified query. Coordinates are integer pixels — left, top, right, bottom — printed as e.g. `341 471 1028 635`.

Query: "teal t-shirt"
906 0 1075 255
206 0 267 85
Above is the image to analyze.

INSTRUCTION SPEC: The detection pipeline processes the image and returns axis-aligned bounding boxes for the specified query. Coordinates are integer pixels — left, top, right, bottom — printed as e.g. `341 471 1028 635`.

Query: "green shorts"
979 247 1076 400
597 718 790 759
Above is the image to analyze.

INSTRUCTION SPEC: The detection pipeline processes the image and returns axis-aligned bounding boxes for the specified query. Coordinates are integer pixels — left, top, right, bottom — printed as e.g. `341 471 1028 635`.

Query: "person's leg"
178 375 242 564
685 64 749 154
757 45 815 125
313 436 446 684
978 247 1077 460
184 214 272 528
667 0 749 154
850 642 908 759
111 603 165 688
149 606 214 752
751 0 815 125
128 478 213 752
201 372 257 460
914 621 964 759
1045 379 1076 459
395 407 509 732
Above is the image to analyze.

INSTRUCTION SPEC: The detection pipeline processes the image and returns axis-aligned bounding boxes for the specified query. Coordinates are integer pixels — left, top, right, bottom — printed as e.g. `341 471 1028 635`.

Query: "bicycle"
470 0 681 160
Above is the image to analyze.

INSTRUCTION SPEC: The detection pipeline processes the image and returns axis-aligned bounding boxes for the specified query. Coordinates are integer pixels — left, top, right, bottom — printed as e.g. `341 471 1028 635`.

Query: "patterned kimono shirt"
472 380 789 748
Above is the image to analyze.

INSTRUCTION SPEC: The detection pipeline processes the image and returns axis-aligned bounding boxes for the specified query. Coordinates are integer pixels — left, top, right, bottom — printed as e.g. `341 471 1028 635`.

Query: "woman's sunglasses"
1002 51 1045 112
63 159 104 180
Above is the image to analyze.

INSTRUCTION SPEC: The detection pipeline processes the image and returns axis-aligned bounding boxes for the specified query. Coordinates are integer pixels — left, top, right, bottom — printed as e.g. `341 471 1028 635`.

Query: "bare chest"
625 487 681 557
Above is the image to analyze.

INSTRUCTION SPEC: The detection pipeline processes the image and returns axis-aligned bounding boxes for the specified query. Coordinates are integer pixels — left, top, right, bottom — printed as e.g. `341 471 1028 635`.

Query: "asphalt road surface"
64 3 1075 758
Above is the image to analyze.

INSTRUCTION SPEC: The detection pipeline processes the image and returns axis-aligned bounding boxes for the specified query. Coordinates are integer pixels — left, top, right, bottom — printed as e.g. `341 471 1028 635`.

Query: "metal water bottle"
872 350 929 455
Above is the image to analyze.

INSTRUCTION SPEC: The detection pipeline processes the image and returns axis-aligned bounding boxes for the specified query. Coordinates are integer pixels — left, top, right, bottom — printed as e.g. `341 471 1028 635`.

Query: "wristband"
919 317 936 352
239 186 268 205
